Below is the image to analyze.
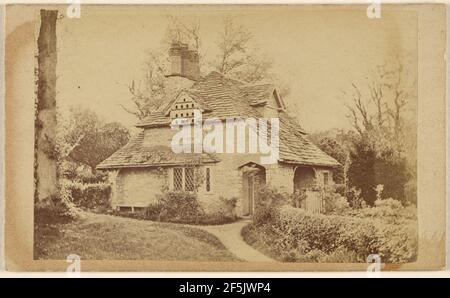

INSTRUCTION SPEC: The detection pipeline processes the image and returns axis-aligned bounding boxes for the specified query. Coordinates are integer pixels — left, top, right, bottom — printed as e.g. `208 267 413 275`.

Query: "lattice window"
205 168 211 192
173 168 183 191
323 172 329 186
185 168 195 191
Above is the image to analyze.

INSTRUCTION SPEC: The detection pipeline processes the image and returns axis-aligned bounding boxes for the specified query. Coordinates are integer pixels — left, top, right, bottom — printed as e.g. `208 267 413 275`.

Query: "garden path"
196 219 276 262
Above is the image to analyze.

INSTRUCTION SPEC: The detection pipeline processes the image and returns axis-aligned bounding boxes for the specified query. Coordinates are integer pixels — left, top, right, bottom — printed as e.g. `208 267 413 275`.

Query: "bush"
254 187 289 226
345 187 366 209
219 196 238 218
269 205 417 263
145 191 204 224
143 192 239 225
62 180 111 211
374 198 402 209
34 184 80 226
77 170 108 184
243 203 417 263
322 188 350 214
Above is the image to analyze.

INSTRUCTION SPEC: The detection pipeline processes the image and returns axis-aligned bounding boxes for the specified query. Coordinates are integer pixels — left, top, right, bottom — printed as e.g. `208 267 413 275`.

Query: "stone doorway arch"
239 162 266 217
293 166 316 191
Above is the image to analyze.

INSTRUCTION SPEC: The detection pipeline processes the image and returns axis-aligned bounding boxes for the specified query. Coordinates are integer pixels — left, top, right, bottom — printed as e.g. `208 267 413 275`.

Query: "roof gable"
103 71 341 169
164 90 206 117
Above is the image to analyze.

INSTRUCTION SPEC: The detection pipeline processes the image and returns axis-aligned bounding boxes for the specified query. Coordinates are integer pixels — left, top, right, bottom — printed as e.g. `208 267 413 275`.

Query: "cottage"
97 42 340 216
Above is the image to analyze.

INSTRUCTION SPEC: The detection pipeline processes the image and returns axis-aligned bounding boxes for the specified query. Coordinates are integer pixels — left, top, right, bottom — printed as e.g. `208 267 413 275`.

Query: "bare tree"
120 50 168 120
213 16 287 94
165 16 201 52
122 15 291 120
215 16 253 75
121 17 202 120
344 59 414 140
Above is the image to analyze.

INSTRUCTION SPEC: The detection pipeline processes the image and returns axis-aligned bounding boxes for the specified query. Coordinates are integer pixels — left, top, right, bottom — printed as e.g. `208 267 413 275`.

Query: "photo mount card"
2 3 447 272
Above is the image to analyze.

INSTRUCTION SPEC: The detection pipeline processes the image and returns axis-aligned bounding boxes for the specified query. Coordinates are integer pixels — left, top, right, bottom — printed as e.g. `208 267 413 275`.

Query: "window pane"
173 168 183 191
206 168 211 192
185 168 195 191
323 172 329 185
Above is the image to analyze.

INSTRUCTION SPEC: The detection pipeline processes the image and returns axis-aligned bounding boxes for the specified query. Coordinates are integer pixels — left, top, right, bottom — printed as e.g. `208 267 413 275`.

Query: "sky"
56 5 417 133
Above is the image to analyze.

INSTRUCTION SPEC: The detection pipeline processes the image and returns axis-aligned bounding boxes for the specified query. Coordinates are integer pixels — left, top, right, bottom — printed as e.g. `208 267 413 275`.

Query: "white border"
0 0 448 276
0 3 5 273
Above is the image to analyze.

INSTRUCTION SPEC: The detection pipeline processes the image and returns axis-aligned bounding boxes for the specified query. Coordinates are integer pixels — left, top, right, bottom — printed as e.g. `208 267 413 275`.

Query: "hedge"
63 180 111 210
264 205 417 263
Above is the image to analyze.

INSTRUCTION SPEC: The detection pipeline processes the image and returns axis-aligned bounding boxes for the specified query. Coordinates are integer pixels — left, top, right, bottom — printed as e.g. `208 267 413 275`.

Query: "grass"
241 224 282 261
34 211 240 261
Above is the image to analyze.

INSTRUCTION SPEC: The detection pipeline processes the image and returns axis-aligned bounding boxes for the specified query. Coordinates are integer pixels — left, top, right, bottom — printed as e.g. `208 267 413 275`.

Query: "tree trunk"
35 10 58 205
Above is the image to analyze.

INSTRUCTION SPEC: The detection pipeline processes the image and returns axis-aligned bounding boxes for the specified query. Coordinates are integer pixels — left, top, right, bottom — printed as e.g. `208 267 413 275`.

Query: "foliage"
244 205 417 263
57 107 130 171
213 17 275 85
344 186 366 209
290 190 307 208
341 60 416 205
76 168 108 184
35 184 79 226
219 196 238 217
347 136 410 205
322 189 350 215
143 191 238 225
340 200 417 225
253 186 289 226
123 16 290 118
121 51 169 119
314 136 347 184
61 179 111 211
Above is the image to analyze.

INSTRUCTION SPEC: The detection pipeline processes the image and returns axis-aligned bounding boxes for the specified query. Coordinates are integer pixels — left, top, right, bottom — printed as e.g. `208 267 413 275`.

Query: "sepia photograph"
2 3 447 273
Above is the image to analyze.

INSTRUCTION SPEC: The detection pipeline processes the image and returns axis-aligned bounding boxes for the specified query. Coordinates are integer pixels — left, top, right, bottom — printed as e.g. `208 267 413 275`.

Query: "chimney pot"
168 42 199 80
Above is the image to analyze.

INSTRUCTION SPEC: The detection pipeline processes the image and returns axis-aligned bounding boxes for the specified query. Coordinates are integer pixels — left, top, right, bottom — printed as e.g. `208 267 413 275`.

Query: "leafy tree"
315 137 347 184
69 122 130 172
343 59 416 204
58 106 130 173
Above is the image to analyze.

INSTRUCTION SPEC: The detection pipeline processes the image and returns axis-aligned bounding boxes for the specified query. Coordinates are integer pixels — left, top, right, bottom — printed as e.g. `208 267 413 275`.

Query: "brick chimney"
169 42 200 80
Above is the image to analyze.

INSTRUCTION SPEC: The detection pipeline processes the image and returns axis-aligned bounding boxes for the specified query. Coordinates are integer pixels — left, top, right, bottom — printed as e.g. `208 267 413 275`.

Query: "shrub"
62 180 111 211
244 204 417 263
145 191 205 224
374 198 402 209
200 211 237 225
143 192 239 225
322 188 350 215
35 183 80 226
254 187 289 226
340 200 417 224
271 205 417 263
219 196 238 218
77 170 108 184
345 187 366 209
290 190 306 208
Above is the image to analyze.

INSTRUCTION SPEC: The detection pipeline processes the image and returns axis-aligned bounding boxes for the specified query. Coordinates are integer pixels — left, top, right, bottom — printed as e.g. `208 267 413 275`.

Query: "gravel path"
196 219 276 262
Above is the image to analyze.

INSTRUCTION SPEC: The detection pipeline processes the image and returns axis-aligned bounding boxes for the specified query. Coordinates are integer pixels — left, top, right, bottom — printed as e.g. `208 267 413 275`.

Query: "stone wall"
266 163 294 193
110 167 168 209
107 157 334 215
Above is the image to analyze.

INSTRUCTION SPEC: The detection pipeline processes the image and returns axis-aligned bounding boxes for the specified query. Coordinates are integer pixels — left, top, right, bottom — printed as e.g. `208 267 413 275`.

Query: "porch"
238 163 331 216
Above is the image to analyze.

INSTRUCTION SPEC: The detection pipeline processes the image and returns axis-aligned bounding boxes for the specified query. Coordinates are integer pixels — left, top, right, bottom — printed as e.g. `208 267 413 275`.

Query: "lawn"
34 212 240 261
